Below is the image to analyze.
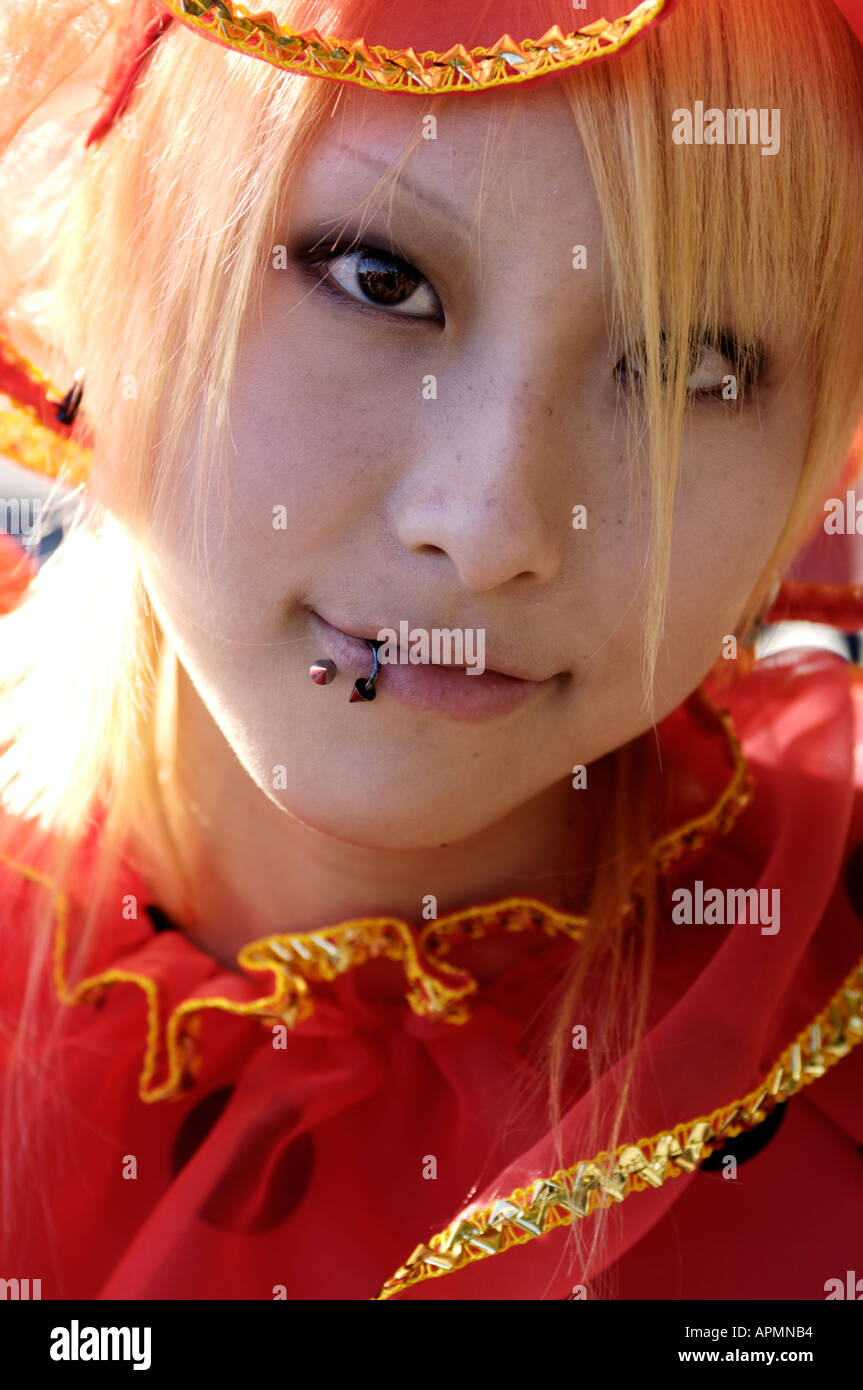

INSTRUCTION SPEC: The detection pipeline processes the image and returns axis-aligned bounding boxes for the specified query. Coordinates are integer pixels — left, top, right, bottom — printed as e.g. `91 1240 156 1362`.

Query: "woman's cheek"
666 474 792 653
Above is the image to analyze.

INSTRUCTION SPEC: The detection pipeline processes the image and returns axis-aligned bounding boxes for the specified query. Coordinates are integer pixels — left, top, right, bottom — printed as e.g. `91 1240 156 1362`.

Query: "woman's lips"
309 611 553 722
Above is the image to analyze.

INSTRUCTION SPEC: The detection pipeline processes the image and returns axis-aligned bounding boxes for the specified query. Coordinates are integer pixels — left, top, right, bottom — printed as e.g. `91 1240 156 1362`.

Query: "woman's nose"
388 365 573 594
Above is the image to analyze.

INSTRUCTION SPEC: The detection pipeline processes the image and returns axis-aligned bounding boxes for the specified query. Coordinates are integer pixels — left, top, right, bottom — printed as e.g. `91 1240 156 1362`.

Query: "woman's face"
132 80 812 852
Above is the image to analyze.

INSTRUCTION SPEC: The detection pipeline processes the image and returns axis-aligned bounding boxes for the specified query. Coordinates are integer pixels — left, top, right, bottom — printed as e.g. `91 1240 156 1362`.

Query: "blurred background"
0 454 79 562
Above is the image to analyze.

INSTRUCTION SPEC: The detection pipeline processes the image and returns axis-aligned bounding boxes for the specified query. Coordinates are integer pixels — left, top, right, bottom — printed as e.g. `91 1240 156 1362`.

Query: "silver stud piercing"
309 658 337 685
349 640 382 703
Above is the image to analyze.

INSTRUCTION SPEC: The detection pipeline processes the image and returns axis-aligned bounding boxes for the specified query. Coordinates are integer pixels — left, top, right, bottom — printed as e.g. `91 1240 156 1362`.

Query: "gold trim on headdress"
159 0 677 95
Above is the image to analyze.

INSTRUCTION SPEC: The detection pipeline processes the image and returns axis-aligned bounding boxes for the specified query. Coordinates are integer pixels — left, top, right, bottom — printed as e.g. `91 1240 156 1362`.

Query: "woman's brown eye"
685 343 735 390
616 333 760 397
317 246 443 318
354 253 418 304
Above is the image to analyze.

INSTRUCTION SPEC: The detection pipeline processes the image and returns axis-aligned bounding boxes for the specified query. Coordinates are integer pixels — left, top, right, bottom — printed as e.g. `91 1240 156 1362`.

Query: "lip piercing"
349 640 382 703
309 659 337 685
308 640 382 702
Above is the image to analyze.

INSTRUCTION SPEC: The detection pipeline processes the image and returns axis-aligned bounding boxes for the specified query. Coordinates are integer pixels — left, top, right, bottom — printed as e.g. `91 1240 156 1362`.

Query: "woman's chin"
257 777 516 853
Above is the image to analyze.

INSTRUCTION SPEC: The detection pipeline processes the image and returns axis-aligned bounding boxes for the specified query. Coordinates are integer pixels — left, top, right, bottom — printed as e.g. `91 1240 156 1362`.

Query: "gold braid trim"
159 0 675 95
636 685 750 877
374 954 863 1299
0 406 92 490
0 336 93 488
0 682 749 1103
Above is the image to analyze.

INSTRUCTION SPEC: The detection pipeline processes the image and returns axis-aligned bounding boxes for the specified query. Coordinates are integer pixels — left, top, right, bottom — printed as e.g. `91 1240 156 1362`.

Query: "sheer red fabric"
2 0 863 1302
0 536 861 1300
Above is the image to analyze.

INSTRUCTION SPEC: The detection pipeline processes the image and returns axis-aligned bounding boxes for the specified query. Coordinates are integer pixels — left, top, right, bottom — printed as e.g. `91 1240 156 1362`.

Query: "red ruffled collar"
2 650 863 1300
0 677 750 1103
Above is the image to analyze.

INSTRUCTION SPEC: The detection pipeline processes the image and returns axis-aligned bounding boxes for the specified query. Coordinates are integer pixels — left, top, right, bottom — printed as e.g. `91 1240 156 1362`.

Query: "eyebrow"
331 141 472 232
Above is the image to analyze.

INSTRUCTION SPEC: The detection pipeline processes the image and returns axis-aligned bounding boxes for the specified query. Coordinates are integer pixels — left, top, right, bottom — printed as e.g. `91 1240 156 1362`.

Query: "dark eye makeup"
300 239 444 320
615 330 766 401
297 238 766 401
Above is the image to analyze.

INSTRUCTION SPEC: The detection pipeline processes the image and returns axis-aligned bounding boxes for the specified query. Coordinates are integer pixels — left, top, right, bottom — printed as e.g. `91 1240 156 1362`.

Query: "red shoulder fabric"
0 640 861 1299
389 651 863 1299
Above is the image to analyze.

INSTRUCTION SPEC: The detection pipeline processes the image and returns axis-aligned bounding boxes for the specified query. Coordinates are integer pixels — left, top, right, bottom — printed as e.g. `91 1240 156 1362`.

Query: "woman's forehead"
290 78 593 213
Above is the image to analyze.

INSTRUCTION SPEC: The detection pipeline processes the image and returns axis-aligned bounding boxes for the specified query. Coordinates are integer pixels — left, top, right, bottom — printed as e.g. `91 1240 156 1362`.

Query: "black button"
171 1088 315 1234
171 1085 235 1175
145 902 179 934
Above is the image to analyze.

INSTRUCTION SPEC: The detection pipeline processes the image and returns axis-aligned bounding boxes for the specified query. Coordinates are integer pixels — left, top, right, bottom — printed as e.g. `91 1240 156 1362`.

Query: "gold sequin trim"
0 406 92 489
374 955 863 1298
160 0 676 95
641 685 751 878
0 682 749 1102
0 335 92 488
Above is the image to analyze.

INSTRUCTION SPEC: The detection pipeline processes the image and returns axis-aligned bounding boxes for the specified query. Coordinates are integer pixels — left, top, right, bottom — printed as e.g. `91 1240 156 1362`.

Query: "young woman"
0 0 861 1301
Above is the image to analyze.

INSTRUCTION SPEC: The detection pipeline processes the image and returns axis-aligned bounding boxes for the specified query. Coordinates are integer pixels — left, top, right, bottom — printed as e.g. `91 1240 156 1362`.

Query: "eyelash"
616 332 765 401
301 242 764 400
302 240 443 321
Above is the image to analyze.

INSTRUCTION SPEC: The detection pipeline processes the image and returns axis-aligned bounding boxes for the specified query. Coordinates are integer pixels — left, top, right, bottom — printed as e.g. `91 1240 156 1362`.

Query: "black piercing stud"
349 640 382 703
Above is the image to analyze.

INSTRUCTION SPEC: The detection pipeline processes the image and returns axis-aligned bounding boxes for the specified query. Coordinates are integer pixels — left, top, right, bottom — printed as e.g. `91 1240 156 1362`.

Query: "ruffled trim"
158 0 681 96
0 685 749 1103
375 950 863 1298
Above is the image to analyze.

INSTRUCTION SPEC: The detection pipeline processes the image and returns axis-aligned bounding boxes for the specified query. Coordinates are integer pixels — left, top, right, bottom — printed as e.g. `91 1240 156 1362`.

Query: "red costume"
0 527 862 1299
1 1 862 1301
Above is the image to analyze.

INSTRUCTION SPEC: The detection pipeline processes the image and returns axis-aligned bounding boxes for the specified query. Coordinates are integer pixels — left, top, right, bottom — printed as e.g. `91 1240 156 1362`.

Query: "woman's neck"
141 649 601 972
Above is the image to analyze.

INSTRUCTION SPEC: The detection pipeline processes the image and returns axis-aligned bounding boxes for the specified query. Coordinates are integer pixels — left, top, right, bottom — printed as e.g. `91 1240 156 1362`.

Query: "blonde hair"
1 0 863 1290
